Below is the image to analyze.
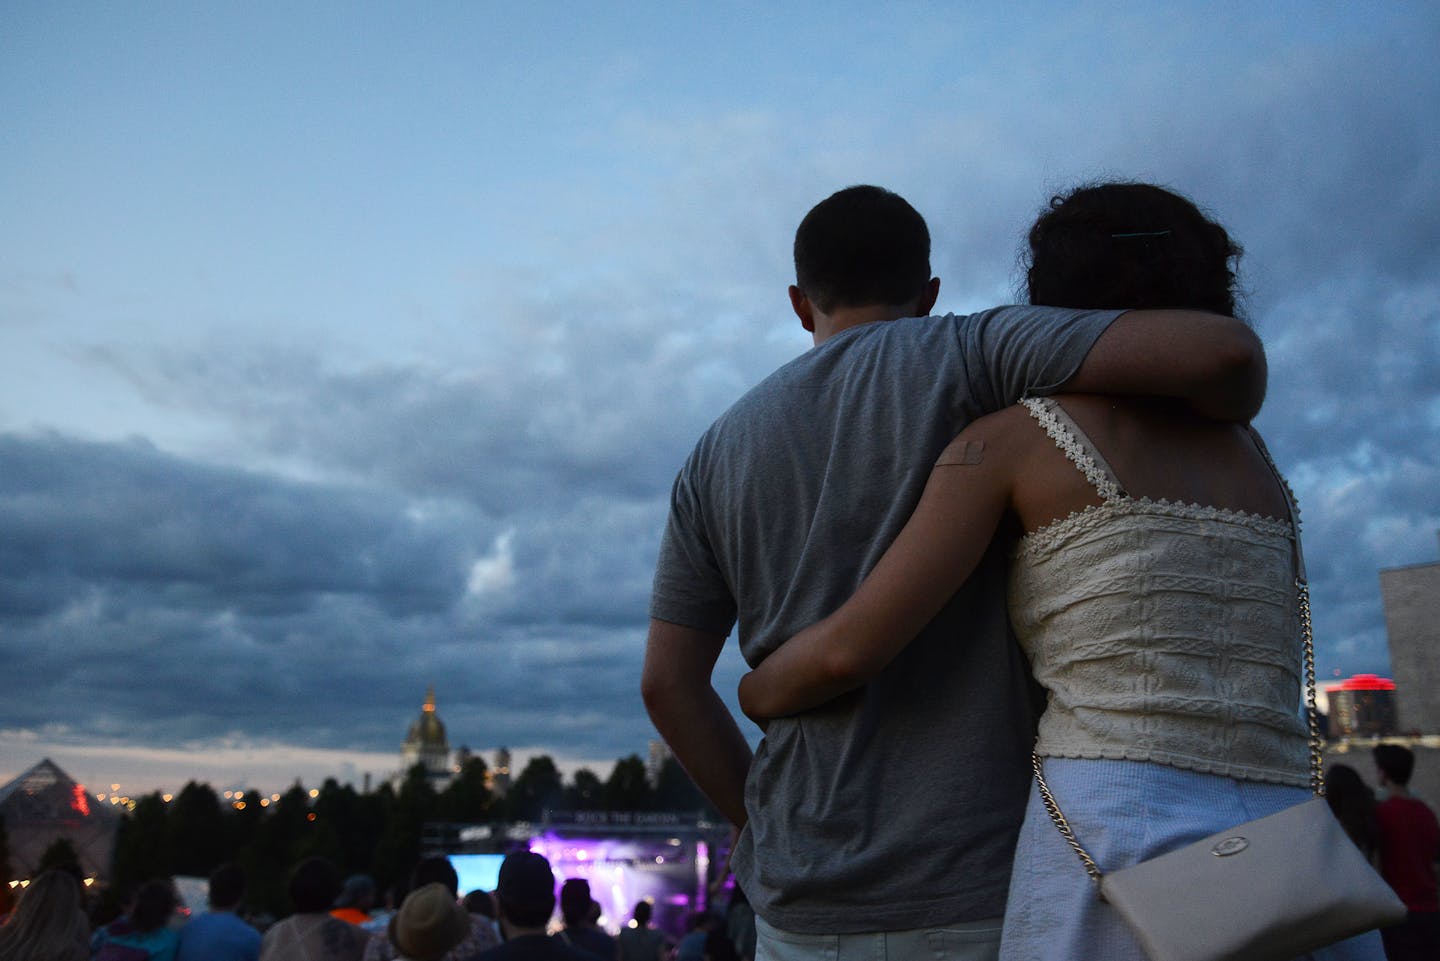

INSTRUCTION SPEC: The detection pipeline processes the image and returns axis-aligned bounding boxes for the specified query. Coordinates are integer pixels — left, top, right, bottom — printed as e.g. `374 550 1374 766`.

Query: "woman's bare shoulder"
936 402 1050 467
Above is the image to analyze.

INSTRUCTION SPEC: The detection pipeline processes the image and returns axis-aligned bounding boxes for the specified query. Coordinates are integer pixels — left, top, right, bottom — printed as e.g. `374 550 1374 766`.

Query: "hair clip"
1110 230 1172 238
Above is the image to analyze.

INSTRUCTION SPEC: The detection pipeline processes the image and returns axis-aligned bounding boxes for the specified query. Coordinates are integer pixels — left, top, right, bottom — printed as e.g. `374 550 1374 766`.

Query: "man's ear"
789 285 815 333
917 277 941 316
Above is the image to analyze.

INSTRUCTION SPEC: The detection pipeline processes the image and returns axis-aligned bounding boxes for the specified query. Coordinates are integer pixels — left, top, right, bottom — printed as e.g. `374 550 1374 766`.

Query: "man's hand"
1066 310 1267 422
641 619 753 828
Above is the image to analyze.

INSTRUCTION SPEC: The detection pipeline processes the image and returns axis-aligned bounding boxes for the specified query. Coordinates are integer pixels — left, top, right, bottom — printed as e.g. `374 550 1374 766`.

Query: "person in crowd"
551 879 614 961
333 876 378 927
644 183 1269 961
720 886 753 961
387 884 472 961
616 901 666 961
673 913 715 961
704 844 752 961
176 862 261 961
738 182 1384 961
701 922 736 961
462 891 500 940
259 857 368 961
364 858 498 961
1327 763 1381 864
0 869 90 961
94 878 182 961
469 851 593 961
1373 744 1440 961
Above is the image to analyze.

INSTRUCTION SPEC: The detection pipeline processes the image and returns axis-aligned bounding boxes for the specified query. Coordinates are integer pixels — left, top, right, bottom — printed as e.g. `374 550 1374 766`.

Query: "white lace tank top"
1008 398 1310 787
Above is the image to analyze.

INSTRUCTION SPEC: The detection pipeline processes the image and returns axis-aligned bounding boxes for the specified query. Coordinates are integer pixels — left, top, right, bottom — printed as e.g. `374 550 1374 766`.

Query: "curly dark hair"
1025 181 1242 318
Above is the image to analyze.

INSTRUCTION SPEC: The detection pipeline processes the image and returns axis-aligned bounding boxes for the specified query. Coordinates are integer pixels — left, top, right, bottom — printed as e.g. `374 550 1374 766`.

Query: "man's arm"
640 618 753 828
1063 310 1267 422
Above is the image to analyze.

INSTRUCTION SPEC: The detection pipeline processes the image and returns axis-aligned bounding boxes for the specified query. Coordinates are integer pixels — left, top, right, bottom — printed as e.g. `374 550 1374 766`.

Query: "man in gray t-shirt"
642 186 1266 959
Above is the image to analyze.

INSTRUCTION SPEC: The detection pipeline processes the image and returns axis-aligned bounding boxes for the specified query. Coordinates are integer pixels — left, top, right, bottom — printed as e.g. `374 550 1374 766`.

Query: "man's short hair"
559 877 593 926
1374 744 1416 786
207 862 246 911
411 855 460 898
288 857 342 914
496 851 555 929
793 185 932 314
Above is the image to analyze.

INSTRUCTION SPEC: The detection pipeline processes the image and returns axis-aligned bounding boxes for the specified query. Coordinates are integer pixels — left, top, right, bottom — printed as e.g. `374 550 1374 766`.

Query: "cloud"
0 427 752 783
467 531 516 597
3 4 1438 792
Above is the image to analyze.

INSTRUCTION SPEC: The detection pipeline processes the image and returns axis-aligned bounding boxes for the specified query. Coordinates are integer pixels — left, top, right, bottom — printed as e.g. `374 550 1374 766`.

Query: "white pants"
755 914 1002 961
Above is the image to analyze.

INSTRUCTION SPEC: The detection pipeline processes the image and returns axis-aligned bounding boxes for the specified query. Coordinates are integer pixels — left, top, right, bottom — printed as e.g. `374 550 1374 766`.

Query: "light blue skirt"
998 758 1386 961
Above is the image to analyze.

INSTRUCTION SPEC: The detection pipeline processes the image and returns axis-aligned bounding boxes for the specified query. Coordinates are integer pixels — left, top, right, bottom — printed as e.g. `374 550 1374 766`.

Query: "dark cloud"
0 433 474 618
0 431 688 761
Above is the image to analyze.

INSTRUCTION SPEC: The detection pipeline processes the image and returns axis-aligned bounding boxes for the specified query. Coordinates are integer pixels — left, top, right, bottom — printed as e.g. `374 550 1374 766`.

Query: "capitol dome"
401 687 453 785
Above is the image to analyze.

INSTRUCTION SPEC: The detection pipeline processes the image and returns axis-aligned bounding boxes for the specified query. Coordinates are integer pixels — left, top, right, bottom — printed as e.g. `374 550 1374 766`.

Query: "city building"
1380 546 1440 734
400 687 453 789
647 739 673 785
0 758 121 882
489 746 511 798
1328 538 1440 803
1325 674 1398 738
395 689 512 797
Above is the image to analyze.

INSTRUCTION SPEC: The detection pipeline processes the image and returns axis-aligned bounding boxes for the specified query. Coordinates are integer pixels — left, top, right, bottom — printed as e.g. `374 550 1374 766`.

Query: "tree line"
53 752 712 920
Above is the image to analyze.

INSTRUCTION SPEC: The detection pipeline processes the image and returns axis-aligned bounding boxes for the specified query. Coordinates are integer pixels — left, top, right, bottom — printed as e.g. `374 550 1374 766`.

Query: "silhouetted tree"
506 756 563 821
112 793 171 895
352 784 392 880
604 755 651 812
313 778 373 875
566 768 604 811
239 787 317 917
274 784 315 859
437 757 492 823
166 781 226 876
372 765 436 891
653 757 712 815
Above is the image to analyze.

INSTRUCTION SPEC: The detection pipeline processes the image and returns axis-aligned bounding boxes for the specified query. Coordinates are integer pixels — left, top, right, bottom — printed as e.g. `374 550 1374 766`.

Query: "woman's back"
1007 392 1290 534
1005 393 1310 787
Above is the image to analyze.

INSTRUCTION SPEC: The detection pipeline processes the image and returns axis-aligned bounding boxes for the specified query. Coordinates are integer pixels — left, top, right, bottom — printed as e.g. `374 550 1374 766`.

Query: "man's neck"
501 920 549 940
811 304 918 345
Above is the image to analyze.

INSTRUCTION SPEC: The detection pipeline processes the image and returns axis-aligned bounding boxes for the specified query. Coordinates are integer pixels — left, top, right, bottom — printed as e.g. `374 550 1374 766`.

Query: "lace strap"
1019 398 1125 501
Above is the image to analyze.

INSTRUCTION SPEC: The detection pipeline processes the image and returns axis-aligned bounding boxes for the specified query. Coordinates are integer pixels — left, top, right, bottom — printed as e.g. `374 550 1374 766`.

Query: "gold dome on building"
401 686 452 785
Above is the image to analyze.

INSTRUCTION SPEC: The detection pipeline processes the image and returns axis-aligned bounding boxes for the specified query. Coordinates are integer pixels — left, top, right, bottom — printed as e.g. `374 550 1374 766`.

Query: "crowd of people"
0 849 755 961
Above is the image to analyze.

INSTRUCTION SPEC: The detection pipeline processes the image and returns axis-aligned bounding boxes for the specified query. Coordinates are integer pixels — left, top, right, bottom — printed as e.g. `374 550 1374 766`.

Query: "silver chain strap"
1299 580 1325 797
1032 752 1103 883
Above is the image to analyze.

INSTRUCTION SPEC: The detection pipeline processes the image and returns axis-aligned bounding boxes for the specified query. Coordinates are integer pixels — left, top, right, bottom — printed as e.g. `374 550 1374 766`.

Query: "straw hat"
390 883 470 961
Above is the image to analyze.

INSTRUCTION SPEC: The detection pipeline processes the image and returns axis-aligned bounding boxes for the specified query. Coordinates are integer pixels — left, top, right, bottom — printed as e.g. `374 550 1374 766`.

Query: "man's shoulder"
186 910 259 935
177 912 261 959
697 314 972 439
1379 793 1440 826
474 935 594 961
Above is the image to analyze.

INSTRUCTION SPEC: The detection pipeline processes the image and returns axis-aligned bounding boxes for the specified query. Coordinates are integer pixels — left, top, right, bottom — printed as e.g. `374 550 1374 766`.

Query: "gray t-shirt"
649 306 1122 933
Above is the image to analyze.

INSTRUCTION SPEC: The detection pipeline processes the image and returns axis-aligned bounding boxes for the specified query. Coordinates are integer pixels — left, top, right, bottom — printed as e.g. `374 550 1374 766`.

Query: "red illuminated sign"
1325 673 1397 693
